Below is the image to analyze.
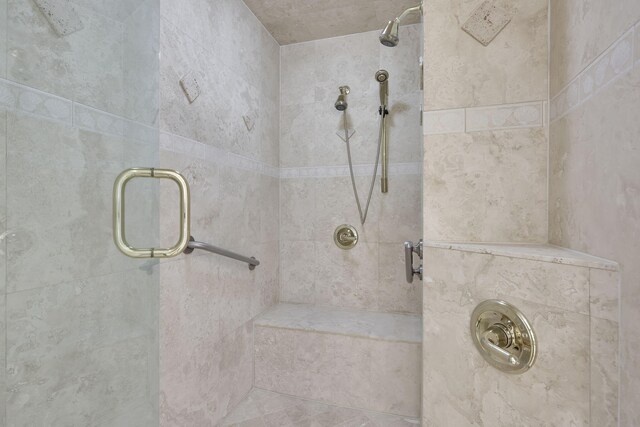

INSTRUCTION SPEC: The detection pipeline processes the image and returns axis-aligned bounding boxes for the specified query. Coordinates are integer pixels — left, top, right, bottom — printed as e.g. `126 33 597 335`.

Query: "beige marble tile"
8 0 126 116
279 241 317 304
424 247 591 426
549 55 640 427
425 248 590 315
314 240 379 310
5 112 146 292
590 317 619 427
279 102 318 168
161 320 254 427
255 326 420 417
7 267 157 363
280 179 316 241
590 269 619 322
424 0 548 110
550 0 640 95
8 335 152 426
280 41 317 107
424 128 547 243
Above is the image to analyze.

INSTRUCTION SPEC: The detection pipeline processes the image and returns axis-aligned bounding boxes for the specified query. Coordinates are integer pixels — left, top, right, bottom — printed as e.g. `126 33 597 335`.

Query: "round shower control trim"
333 225 358 250
470 300 537 374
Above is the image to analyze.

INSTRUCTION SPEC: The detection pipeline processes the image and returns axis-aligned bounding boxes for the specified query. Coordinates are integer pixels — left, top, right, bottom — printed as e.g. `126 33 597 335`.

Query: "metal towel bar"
185 237 260 270
113 167 260 270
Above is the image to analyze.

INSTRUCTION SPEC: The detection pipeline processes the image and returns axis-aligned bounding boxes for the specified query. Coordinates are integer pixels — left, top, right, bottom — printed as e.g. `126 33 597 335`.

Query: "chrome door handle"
404 239 423 283
113 168 191 258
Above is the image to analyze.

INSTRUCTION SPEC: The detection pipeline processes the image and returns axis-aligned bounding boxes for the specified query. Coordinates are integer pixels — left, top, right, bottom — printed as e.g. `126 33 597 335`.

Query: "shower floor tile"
220 388 421 427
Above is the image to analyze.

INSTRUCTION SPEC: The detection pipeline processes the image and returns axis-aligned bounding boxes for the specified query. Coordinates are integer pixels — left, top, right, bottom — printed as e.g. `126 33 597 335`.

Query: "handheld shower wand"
376 70 390 194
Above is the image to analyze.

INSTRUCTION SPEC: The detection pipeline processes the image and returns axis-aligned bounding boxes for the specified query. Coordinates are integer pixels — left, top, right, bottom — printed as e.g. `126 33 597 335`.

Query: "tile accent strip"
0 77 157 144
423 101 544 135
551 26 636 122
0 78 72 124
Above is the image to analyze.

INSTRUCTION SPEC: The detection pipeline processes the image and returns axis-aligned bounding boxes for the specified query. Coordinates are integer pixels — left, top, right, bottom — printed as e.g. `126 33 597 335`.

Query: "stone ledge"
424 241 618 271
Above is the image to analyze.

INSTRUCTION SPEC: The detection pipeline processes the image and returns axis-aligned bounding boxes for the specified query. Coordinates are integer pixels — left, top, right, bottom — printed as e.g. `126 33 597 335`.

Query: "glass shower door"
1 0 160 424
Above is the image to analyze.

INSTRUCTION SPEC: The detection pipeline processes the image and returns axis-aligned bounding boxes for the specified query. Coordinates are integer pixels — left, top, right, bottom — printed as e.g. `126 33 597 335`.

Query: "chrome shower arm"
396 4 422 24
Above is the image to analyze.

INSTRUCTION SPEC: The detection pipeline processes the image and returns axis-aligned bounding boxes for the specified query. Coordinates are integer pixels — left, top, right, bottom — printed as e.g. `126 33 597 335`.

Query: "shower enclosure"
0 0 160 424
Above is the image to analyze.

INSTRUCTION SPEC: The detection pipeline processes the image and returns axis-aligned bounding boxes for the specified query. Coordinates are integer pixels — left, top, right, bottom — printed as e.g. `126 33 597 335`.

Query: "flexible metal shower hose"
342 110 384 225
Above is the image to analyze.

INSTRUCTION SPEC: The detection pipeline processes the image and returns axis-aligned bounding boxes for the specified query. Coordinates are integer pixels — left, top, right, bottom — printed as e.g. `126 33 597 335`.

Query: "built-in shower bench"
253 303 422 418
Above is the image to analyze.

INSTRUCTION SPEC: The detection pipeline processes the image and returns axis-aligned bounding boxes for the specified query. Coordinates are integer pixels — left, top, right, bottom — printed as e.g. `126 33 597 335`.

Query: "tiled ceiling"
243 0 422 45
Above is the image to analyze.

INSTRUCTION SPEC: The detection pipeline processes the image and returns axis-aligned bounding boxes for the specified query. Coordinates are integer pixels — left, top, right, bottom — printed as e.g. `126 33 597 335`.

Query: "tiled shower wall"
423 0 548 243
279 26 424 314
549 1 640 425
158 0 280 425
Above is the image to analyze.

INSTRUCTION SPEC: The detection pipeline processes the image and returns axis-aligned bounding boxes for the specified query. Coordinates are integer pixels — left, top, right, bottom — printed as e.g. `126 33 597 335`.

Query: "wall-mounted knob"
471 300 537 374
334 225 358 250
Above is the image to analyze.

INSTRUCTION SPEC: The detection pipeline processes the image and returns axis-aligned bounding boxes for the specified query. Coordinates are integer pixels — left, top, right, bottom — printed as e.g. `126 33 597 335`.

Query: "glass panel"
1 0 160 424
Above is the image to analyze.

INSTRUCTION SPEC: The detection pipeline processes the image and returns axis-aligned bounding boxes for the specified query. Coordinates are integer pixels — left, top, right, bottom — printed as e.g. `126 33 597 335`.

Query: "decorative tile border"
423 101 544 135
0 77 157 144
74 103 127 137
466 101 543 132
0 78 72 124
551 26 636 122
423 108 465 135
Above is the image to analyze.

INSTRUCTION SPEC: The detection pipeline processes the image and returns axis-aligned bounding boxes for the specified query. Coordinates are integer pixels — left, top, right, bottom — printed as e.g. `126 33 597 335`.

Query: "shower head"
335 86 350 111
379 3 422 47
380 20 400 47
